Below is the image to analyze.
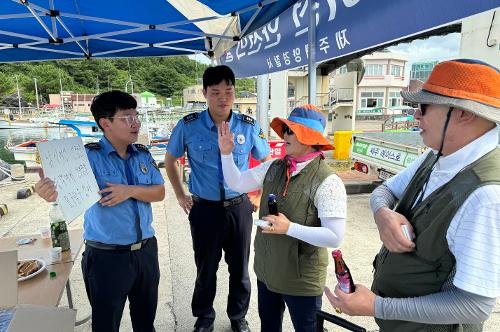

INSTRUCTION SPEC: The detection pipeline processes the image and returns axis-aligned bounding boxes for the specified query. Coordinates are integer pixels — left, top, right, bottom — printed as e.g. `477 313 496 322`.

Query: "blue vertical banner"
220 0 500 77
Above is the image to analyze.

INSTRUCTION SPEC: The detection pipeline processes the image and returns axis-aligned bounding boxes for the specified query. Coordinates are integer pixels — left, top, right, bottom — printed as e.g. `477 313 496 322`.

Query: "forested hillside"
0 56 255 106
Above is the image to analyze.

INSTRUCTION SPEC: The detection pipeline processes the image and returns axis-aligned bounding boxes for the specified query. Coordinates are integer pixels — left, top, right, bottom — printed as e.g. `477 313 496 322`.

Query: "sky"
389 33 461 64
389 33 461 79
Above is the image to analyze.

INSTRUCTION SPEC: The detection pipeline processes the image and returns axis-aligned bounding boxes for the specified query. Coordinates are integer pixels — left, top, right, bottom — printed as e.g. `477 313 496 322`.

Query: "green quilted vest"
254 157 334 296
372 148 500 332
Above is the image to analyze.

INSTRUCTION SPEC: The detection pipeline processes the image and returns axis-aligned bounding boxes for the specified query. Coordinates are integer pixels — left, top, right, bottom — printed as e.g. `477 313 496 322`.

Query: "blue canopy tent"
0 0 297 62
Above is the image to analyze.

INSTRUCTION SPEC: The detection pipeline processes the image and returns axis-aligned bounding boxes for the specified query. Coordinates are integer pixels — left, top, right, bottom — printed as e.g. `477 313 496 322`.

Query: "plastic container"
40 226 51 239
10 164 25 181
333 131 353 160
50 247 62 262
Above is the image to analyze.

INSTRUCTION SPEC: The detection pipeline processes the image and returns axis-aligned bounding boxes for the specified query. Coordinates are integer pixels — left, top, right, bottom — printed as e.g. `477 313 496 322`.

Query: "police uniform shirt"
84 136 164 245
167 110 270 200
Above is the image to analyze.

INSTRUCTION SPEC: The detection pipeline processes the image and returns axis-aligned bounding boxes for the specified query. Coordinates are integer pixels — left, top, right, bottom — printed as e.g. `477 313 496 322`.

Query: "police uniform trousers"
82 236 160 332
188 194 253 325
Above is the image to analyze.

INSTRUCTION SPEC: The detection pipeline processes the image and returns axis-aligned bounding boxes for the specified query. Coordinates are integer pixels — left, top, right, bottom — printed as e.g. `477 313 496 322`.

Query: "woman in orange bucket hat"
218 104 346 331
326 59 500 332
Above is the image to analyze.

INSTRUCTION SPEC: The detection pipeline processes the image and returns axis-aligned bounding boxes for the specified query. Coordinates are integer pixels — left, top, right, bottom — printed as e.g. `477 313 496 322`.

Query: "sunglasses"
283 125 294 135
418 104 429 116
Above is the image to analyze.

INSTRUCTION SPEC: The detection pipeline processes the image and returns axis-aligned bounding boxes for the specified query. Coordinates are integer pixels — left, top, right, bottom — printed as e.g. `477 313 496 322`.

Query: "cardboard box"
0 250 76 331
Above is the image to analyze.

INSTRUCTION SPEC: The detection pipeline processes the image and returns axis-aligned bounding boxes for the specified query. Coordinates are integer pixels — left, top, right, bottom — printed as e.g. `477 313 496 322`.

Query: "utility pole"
59 74 66 118
34 77 40 111
15 75 22 119
127 59 134 94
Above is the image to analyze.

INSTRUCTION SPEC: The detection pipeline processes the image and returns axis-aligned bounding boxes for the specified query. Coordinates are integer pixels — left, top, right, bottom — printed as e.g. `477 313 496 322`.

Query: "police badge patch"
237 134 245 145
140 162 148 174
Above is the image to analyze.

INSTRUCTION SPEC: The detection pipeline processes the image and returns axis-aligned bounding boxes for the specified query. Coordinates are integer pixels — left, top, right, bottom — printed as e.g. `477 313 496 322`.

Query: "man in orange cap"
326 59 500 331
218 104 347 332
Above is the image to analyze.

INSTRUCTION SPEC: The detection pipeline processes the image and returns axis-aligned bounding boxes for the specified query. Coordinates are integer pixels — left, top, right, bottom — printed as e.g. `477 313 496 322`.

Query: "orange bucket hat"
401 59 500 123
270 104 334 151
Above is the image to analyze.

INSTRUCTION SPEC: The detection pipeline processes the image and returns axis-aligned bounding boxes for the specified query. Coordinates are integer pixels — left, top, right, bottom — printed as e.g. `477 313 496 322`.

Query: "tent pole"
308 0 317 106
256 74 269 137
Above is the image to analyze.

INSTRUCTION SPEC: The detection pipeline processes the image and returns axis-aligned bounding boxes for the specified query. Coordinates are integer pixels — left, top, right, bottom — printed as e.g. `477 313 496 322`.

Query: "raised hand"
218 121 234 155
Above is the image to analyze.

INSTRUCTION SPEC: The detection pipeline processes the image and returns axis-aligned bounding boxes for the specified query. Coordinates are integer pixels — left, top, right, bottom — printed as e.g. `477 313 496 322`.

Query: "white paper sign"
37 137 100 222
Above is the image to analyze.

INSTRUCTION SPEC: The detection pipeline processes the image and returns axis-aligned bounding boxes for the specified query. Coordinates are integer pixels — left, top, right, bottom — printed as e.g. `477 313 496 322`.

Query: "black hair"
90 90 137 130
202 65 235 90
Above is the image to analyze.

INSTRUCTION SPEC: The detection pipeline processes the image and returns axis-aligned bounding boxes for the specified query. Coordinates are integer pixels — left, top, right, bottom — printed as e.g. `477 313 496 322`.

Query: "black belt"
85 238 151 251
192 194 247 208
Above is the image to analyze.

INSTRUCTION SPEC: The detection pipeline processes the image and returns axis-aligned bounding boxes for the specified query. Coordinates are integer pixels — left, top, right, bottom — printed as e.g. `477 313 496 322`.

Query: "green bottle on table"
49 203 71 251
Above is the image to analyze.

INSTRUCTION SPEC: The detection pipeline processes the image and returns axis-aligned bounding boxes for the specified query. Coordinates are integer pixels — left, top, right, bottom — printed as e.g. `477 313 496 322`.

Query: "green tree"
0 73 14 96
236 78 256 94
0 56 208 102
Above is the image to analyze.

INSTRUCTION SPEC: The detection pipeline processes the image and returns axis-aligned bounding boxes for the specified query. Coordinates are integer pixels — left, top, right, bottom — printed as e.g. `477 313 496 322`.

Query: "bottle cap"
49 271 56 279
268 193 276 200
332 249 342 258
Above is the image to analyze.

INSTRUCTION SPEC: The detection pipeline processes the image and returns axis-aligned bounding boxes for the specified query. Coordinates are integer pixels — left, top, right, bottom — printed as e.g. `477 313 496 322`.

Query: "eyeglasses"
418 104 429 116
283 125 294 135
110 114 141 125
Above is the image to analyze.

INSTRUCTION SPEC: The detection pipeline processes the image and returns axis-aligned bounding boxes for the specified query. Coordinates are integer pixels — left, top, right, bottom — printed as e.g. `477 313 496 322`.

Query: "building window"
389 91 402 107
288 82 295 98
336 65 348 75
360 92 384 108
391 65 402 77
365 64 383 76
410 61 438 81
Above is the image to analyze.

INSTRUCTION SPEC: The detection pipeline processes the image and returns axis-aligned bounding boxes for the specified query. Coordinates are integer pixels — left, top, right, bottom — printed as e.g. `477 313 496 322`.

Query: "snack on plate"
17 259 40 278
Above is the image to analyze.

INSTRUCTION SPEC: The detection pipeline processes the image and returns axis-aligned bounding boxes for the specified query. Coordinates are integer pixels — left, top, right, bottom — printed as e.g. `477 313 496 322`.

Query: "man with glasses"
35 90 165 332
326 59 500 331
165 65 270 332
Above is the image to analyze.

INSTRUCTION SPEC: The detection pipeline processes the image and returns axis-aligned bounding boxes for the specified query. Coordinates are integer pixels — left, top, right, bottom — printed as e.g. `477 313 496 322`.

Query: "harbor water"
0 127 67 165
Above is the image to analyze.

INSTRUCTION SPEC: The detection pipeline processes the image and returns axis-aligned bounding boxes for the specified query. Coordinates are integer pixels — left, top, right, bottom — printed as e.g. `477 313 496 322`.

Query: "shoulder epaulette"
134 143 149 152
84 142 101 150
183 112 199 124
239 114 255 126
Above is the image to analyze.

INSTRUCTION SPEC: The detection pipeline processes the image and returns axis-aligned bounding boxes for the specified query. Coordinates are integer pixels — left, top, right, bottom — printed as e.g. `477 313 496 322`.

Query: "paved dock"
0 171 498 331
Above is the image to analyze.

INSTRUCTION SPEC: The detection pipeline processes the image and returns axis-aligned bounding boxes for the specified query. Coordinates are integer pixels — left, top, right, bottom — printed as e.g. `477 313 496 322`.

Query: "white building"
138 91 158 108
460 8 499 68
329 52 408 133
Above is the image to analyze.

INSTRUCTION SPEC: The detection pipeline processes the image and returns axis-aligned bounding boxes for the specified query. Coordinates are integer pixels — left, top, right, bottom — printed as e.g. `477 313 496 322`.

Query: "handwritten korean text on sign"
37 137 100 222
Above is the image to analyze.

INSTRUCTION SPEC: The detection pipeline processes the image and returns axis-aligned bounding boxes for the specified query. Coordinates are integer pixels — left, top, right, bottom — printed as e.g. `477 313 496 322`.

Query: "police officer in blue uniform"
165 65 271 332
35 91 165 332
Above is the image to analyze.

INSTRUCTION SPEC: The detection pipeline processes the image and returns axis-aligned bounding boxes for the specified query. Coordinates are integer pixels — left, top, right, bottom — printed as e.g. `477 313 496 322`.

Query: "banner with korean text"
220 0 499 77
